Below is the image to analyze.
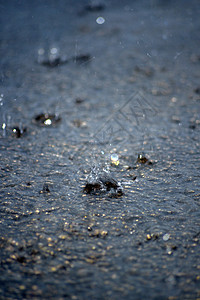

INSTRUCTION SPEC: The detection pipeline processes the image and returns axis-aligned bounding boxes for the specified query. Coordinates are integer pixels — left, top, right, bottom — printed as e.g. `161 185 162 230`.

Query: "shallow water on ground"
0 0 200 299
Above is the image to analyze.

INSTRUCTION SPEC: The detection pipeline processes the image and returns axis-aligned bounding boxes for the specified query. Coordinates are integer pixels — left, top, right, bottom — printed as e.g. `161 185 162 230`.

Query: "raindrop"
0 93 4 106
96 16 105 24
2 123 6 137
38 48 45 56
2 112 7 137
163 233 170 241
110 153 119 165
50 47 58 55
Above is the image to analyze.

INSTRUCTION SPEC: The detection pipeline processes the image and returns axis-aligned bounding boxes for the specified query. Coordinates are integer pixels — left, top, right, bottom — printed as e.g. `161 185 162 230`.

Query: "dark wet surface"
0 0 200 299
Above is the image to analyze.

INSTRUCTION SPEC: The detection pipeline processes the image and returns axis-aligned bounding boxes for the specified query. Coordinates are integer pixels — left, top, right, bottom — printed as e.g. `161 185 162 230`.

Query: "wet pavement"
0 0 200 299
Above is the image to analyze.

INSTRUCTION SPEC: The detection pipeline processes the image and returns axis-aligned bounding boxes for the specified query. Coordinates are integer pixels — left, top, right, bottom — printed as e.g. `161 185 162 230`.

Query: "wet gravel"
0 0 200 299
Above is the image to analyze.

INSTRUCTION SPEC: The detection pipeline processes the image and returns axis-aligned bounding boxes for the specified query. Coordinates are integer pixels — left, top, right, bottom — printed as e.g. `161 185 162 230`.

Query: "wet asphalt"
0 0 200 299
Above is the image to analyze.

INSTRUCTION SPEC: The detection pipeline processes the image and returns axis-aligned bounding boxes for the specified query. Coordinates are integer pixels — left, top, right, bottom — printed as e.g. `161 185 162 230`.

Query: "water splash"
84 151 123 197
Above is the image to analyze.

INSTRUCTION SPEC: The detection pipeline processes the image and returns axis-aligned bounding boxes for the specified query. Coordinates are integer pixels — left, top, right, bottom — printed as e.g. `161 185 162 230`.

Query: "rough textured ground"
0 0 200 299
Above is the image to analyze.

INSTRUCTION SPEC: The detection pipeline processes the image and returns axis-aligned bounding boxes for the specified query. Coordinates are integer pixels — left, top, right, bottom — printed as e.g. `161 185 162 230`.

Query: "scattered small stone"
146 233 159 241
33 113 61 127
12 126 27 138
89 229 108 238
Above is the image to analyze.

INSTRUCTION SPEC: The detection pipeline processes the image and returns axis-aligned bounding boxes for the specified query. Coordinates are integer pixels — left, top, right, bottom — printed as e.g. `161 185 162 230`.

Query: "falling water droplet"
2 122 6 137
0 94 4 106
